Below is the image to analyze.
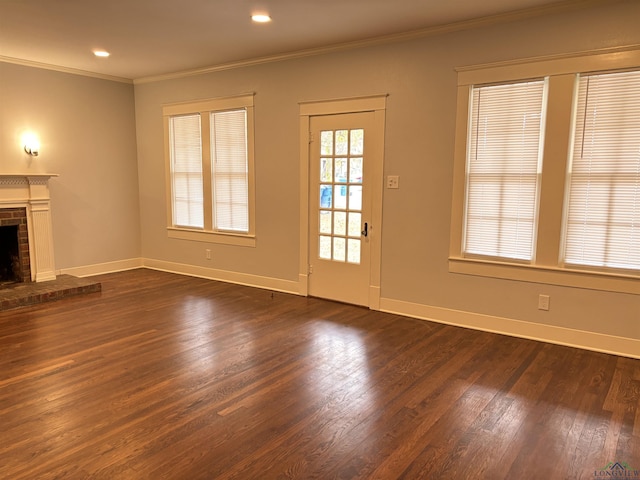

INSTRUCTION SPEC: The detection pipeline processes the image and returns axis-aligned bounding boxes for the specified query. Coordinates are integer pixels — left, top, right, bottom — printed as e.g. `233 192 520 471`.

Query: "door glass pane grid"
318 128 364 264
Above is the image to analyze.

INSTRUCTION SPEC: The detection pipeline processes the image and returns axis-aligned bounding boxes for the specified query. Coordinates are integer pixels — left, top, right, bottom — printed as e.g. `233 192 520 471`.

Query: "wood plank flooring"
1 269 638 479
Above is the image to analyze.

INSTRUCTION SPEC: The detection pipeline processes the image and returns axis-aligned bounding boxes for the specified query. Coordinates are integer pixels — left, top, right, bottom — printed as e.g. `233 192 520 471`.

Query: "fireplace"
0 174 57 283
0 173 103 310
0 208 30 286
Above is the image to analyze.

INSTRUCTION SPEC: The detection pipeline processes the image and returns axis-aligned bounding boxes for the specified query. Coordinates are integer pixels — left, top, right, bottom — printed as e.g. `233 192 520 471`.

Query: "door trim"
298 95 387 309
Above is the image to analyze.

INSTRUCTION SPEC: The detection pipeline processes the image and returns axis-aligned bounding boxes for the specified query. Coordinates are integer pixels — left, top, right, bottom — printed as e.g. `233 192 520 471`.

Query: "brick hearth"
0 275 101 311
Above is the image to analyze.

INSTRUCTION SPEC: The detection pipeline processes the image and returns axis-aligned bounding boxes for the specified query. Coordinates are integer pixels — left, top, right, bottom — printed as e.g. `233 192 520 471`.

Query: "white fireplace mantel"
0 173 58 282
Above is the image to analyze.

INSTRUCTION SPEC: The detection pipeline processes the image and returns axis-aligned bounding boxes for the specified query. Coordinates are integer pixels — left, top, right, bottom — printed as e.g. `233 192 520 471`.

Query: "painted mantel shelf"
0 173 59 282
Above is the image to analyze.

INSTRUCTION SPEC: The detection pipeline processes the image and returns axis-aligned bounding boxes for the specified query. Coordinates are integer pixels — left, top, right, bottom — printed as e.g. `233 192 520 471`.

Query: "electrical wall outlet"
538 294 550 311
386 175 399 189
205 249 211 260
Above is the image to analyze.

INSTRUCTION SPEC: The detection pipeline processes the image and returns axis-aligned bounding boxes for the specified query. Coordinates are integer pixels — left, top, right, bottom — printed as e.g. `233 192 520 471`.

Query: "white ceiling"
0 0 573 81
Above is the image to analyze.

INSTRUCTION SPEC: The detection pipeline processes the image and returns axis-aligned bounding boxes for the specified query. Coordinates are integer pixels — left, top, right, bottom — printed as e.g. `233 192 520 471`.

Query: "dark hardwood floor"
1 269 638 479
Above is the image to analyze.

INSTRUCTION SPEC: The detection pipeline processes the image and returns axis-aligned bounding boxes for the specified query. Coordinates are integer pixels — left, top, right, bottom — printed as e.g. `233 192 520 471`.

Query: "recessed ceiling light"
251 14 271 23
93 50 110 58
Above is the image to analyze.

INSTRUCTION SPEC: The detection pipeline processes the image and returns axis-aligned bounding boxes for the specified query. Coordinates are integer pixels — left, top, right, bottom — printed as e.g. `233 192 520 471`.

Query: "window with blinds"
463 79 547 261
164 94 255 243
211 110 249 232
563 70 640 271
169 114 204 228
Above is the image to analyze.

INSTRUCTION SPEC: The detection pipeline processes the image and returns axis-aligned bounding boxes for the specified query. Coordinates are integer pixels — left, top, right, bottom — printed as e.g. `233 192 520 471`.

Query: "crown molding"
0 56 133 84
456 44 640 73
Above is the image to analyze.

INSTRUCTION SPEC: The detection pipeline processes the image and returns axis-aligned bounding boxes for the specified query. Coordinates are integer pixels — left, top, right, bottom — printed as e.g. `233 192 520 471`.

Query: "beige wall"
0 63 141 270
135 0 639 342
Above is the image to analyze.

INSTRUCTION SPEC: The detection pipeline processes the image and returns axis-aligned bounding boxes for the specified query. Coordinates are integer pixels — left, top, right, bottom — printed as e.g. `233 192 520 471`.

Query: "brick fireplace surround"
0 174 101 310
0 174 57 283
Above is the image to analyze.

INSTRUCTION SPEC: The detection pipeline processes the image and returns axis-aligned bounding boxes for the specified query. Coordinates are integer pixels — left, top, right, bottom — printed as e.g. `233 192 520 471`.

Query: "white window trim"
450 46 640 295
163 93 256 247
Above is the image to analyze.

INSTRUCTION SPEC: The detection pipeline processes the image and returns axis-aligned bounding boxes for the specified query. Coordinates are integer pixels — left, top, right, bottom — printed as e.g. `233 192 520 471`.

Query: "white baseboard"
142 258 300 295
58 258 144 278
379 297 640 360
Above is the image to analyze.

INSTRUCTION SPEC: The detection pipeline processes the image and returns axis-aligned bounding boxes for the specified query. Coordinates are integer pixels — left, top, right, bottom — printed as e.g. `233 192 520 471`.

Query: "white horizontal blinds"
211 109 249 232
464 80 546 261
170 114 204 228
564 70 640 271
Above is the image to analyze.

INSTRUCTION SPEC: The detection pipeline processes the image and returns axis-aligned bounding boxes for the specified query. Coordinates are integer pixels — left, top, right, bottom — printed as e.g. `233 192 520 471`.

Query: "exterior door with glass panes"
309 112 374 306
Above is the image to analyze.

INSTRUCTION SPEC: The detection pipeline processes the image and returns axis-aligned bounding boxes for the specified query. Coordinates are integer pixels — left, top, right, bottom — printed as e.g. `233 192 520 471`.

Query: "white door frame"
298 95 387 310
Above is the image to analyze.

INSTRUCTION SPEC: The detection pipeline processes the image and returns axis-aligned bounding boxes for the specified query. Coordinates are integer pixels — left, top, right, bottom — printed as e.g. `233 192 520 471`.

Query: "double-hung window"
563 70 640 271
450 48 640 294
169 114 204 228
163 94 255 246
464 80 547 262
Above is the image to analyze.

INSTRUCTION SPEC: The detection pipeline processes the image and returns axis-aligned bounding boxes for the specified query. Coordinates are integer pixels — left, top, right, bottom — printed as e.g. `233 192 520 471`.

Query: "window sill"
167 227 256 247
448 257 639 295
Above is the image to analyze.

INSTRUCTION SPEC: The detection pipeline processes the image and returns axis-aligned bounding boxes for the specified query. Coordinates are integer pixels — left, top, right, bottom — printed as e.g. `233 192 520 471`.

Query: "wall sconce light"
22 133 40 157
